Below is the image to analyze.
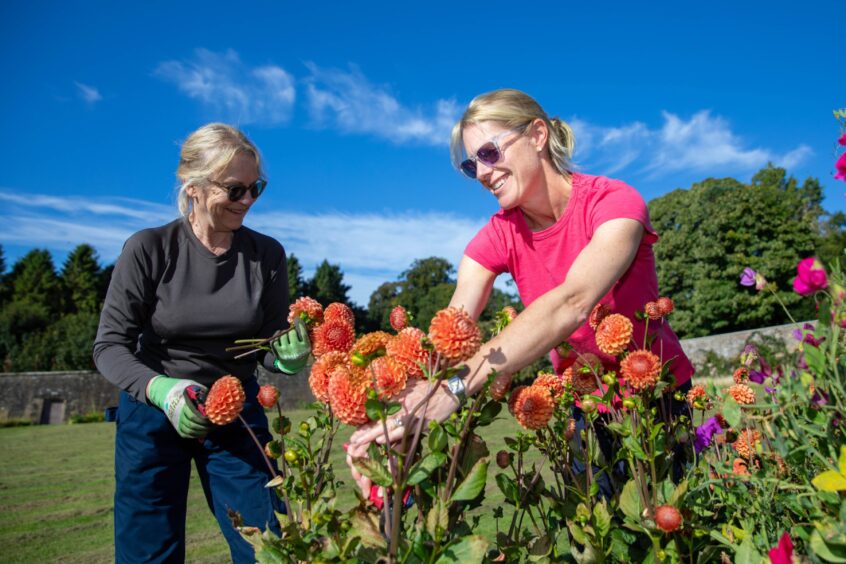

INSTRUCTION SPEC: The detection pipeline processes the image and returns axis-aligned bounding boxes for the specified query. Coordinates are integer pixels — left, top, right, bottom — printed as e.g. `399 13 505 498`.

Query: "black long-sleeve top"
93 217 288 402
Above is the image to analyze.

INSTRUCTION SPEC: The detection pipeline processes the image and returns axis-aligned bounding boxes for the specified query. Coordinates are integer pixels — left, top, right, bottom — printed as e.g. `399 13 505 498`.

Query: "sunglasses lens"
476 142 501 166
460 159 477 179
252 179 267 199
227 185 246 201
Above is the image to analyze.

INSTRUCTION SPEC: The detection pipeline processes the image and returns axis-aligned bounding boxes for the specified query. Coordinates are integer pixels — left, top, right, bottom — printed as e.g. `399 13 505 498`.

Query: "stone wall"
0 321 813 424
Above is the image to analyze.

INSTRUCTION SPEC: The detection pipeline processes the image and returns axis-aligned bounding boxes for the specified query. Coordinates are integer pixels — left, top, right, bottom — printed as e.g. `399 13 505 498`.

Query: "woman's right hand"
146 376 211 439
345 377 462 495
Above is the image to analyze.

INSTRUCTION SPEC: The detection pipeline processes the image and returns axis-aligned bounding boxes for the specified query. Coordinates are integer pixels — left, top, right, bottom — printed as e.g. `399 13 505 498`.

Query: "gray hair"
175 123 264 216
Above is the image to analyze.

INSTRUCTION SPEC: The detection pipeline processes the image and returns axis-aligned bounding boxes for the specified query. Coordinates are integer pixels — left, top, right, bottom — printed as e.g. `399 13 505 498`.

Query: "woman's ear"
185 183 197 199
530 118 549 152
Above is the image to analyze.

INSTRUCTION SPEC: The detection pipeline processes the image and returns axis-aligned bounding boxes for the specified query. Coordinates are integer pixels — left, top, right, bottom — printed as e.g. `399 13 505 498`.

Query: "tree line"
0 165 843 371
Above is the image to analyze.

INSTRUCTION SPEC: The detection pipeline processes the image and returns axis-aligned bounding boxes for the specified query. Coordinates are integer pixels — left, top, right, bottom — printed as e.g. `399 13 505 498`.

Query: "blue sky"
1 1 843 305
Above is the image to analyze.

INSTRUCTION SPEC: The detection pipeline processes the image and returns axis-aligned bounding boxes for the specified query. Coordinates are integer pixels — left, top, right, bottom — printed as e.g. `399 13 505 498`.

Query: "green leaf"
734 537 762 564
426 499 449 541
669 479 688 507
619 480 643 522
436 535 488 563
385 402 402 416
623 435 648 461
527 534 552 559
407 452 447 486
428 424 447 453
351 457 393 487
364 398 383 422
451 458 489 502
476 400 502 426
813 470 846 492
567 520 588 546
496 473 519 503
723 395 741 428
348 508 387 549
593 500 612 538
811 530 846 563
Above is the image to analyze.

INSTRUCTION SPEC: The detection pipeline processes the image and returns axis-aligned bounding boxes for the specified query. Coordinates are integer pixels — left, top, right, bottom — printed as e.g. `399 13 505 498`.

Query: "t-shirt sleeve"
464 219 509 275
92 231 161 402
257 242 290 372
589 179 658 245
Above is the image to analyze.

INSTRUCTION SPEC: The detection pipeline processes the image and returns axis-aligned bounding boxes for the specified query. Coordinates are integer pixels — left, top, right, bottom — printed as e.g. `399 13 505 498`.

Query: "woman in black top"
94 123 309 563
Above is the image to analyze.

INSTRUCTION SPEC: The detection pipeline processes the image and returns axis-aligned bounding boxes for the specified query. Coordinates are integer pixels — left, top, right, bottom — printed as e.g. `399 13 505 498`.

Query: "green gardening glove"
146 376 212 439
271 318 312 374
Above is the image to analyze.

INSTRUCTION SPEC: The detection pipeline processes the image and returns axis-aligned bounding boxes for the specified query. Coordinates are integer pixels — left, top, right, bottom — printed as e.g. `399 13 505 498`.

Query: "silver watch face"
447 376 466 398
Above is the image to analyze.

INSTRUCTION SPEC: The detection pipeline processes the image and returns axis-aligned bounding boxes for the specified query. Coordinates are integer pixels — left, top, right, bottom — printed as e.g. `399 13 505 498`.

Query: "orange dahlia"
595 314 633 356
369 355 407 399
510 385 554 430
534 372 566 399
656 297 674 316
309 350 348 404
489 373 513 401
324 302 355 326
351 331 392 361
620 350 661 391
728 384 755 405
389 305 411 331
288 297 324 326
732 458 750 476
327 365 369 425
312 319 356 357
205 375 246 425
733 367 749 384
732 429 761 459
565 355 602 396
386 327 429 378
644 301 664 321
428 307 481 362
686 385 708 409
588 303 611 330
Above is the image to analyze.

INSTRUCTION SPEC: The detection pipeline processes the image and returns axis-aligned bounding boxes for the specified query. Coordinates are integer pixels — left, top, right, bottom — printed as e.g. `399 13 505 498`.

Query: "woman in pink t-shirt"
347 89 692 492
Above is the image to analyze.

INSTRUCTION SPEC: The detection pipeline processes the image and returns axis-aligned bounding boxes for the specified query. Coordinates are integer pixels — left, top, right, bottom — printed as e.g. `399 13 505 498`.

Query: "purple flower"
740 268 757 287
793 257 828 295
812 389 829 407
740 344 758 366
748 369 767 384
694 417 724 454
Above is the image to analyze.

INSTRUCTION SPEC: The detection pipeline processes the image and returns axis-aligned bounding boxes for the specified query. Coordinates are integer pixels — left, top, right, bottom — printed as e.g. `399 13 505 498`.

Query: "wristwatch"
446 375 467 405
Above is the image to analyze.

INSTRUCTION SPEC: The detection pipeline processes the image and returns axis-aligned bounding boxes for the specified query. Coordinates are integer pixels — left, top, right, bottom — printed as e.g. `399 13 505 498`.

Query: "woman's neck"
520 171 573 232
188 214 233 256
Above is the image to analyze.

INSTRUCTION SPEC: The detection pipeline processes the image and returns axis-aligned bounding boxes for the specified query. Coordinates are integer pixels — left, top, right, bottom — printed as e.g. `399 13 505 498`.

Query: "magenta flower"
768 532 794 564
694 417 724 454
839 132 846 146
836 152 846 182
793 257 828 296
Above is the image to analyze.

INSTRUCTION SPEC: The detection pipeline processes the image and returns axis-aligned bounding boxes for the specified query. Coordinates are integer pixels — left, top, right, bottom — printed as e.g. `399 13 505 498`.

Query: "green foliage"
649 165 819 337
286 253 307 303
0 300 50 370
307 259 352 307
9 312 99 371
9 249 62 316
60 244 102 315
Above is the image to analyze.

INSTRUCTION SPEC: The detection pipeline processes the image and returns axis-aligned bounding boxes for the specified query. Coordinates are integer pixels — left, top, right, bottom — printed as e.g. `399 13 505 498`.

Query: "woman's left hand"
345 377 460 495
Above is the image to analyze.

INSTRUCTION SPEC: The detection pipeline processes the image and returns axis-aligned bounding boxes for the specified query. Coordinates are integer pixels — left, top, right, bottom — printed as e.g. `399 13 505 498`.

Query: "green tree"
649 166 819 337
9 249 62 315
816 211 846 268
60 244 102 314
0 301 50 371
307 260 352 307
286 253 307 303
98 263 114 304
367 281 401 331
10 312 99 372
0 245 8 305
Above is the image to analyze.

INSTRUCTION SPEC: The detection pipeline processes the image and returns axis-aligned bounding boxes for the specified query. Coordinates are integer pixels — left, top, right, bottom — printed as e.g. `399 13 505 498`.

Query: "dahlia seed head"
389 305 411 332
588 303 611 330
727 383 756 406
288 297 324 326
205 375 246 425
496 450 512 469
312 319 356 357
570 353 604 395
428 307 481 363
257 385 279 409
620 350 662 391
386 327 429 378
644 301 664 321
595 314 633 356
308 350 348 404
656 297 675 316
654 505 682 533
324 302 355 326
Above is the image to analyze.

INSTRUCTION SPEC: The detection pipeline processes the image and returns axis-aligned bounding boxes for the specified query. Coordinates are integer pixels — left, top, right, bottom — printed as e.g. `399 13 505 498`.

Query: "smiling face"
461 120 547 210
187 151 260 235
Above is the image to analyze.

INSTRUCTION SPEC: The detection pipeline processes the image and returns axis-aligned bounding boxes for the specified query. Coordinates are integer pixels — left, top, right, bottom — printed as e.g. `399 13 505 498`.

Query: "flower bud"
581 396 597 414
496 450 512 469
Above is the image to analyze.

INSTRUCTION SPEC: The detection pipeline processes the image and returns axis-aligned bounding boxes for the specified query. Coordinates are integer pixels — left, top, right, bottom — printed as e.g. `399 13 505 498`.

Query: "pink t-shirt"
465 172 693 387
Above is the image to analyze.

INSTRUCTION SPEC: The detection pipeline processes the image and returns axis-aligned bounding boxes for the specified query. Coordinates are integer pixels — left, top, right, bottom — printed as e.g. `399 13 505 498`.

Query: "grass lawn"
0 410 528 562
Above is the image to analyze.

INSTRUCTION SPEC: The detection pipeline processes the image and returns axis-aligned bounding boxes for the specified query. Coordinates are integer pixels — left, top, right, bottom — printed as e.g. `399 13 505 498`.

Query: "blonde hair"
449 89 575 176
175 123 264 216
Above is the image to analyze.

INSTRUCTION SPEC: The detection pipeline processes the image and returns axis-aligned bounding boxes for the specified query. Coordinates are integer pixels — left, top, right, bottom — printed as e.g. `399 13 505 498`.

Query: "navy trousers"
114 377 283 563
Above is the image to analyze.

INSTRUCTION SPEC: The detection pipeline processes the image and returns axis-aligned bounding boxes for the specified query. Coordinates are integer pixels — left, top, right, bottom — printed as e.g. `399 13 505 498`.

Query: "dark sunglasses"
208 178 267 201
459 129 521 179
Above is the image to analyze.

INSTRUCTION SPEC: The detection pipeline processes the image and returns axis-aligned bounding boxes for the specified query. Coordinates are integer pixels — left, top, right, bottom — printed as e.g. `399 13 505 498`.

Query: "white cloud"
571 111 811 178
74 81 102 104
154 49 295 125
0 190 486 306
304 63 461 145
